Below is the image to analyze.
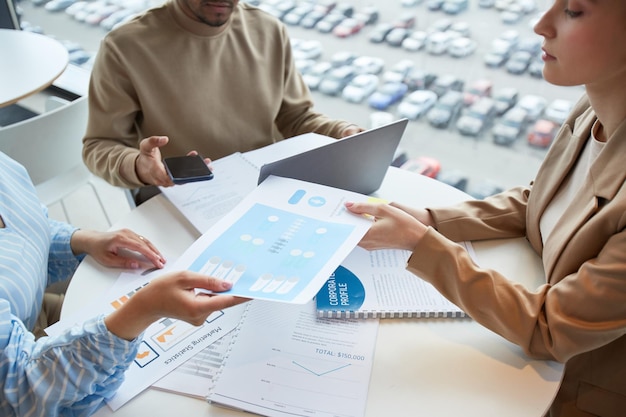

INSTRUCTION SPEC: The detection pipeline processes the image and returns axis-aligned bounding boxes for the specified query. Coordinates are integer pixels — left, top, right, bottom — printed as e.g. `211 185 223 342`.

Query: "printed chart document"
316 245 473 318
208 299 379 417
46 268 247 411
171 175 375 304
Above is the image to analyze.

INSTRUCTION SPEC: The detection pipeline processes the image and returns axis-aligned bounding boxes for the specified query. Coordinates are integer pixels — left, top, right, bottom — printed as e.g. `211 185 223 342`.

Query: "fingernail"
222 281 233 289
345 202 353 207
130 262 139 269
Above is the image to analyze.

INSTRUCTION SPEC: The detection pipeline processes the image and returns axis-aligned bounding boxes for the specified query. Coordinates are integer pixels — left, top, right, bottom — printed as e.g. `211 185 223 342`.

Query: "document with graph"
45 268 247 411
172 174 375 304
208 299 379 417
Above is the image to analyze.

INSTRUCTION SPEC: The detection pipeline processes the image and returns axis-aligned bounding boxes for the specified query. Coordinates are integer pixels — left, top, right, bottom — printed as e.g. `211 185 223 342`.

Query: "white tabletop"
63 166 563 417
0 29 69 108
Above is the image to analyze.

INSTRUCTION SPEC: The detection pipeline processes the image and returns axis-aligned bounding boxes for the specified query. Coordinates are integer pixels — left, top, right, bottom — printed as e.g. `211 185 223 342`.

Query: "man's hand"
340 124 365 138
135 136 174 187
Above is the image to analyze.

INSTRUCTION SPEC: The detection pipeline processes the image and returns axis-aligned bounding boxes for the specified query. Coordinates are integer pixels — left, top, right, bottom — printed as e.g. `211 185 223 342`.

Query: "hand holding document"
171 175 377 304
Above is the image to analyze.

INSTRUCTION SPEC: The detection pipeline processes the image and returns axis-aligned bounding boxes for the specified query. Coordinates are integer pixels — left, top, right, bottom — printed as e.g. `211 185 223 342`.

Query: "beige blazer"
406 95 626 417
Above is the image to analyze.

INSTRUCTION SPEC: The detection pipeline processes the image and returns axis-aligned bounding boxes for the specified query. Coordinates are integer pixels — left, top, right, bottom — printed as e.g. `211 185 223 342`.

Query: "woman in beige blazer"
345 1 626 416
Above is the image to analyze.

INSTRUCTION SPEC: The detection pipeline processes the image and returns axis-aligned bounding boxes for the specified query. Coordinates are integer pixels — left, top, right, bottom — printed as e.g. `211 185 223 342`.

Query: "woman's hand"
70 228 166 270
104 271 249 340
345 201 429 251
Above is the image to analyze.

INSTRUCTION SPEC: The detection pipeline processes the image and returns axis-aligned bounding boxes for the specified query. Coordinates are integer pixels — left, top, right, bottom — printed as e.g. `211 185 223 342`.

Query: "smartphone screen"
163 155 214 184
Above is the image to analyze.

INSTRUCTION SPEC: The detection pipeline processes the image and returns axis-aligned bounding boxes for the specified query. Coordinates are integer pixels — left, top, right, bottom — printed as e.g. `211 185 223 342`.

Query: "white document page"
151 329 235 398
171 175 374 304
46 268 247 411
209 299 379 417
159 152 260 233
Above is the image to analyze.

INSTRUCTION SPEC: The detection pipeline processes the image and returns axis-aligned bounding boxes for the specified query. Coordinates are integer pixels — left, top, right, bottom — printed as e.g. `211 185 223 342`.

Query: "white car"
352 56 385 75
447 37 477 58
341 74 379 103
544 99 573 125
397 90 438 120
302 61 333 90
401 31 428 52
382 59 415 83
515 94 548 121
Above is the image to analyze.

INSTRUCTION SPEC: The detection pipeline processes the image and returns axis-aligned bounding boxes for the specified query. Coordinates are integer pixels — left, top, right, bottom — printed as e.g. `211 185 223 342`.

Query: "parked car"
442 0 469 14
341 74 379 103
397 89 438 120
330 50 358 67
283 3 315 25
382 59 415 83
427 90 464 128
352 55 385 75
368 82 409 110
544 99 573 125
402 30 428 51
447 37 477 58
438 169 469 192
515 94 548 121
332 18 364 38
300 10 326 28
318 65 356 96
385 27 411 47
392 12 417 29
483 38 515 67
426 30 457 55
353 6 379 25
492 87 519 115
292 39 323 60
400 156 441 178
315 13 344 33
506 50 533 75
463 78 493 106
449 21 471 37
302 61 333 90
45 0 77 12
403 68 437 91
456 97 497 137
427 0 445 11
492 107 529 146
368 22 394 43
528 119 560 148
430 74 464 97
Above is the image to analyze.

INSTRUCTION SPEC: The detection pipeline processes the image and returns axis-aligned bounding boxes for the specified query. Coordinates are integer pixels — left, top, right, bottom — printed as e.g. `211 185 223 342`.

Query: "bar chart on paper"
208 300 379 417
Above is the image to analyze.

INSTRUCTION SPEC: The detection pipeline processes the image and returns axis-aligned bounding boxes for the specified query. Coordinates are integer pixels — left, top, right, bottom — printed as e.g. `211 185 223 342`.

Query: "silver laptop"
257 118 408 195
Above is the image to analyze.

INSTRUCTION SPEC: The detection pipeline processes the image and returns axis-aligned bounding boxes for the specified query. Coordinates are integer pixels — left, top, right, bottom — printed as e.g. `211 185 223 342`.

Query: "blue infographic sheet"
174 175 374 304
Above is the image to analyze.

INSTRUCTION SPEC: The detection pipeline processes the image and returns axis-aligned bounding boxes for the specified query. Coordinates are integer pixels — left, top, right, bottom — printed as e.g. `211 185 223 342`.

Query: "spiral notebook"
315 246 469 319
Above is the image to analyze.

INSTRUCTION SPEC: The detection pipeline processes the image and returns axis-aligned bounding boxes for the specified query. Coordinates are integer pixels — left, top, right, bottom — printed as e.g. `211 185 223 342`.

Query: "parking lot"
18 0 586 194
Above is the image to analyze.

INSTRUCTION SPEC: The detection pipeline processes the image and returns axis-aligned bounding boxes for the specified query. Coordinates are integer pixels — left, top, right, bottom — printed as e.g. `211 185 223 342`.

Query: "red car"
332 18 364 38
527 119 559 148
400 156 441 178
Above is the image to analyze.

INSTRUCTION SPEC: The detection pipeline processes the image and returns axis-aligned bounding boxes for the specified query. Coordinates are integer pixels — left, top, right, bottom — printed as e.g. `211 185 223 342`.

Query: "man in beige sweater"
82 0 362 194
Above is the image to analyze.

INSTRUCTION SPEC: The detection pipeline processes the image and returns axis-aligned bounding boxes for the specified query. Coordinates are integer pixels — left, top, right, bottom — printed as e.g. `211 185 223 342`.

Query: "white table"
0 29 69 107
63 165 563 417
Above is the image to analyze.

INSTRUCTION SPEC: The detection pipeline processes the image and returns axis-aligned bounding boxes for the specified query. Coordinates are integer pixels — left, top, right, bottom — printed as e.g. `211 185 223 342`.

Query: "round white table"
63 165 564 417
0 29 69 107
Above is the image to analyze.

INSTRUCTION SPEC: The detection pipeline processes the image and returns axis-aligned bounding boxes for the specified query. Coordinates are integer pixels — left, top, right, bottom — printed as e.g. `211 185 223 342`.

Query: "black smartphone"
163 155 214 184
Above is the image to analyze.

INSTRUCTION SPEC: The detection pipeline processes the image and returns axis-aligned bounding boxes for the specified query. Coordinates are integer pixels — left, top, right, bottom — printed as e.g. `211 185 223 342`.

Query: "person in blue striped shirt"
0 151 245 416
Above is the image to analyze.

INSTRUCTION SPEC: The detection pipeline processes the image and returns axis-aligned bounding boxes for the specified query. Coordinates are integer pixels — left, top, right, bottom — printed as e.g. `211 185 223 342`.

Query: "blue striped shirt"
0 153 140 416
